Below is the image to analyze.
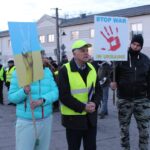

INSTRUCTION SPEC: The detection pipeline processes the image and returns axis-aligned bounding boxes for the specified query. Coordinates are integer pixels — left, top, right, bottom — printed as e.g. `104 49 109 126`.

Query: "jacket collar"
69 58 91 72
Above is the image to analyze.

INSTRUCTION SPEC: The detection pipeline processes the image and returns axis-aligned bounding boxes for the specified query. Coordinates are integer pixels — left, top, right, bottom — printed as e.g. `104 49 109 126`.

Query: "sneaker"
99 112 105 119
104 112 108 115
100 114 105 119
8 103 16 106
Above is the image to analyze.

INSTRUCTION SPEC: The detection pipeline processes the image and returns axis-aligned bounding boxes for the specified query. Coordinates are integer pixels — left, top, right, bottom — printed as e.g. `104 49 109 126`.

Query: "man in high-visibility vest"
58 40 102 150
0 62 6 105
5 59 15 90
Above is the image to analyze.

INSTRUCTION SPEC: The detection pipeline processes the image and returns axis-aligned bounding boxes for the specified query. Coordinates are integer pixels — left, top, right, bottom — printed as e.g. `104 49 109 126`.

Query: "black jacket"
115 51 150 100
58 59 102 129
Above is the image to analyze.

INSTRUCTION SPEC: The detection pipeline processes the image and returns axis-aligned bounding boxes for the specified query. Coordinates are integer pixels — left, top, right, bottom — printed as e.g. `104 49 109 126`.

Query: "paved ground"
0 88 150 150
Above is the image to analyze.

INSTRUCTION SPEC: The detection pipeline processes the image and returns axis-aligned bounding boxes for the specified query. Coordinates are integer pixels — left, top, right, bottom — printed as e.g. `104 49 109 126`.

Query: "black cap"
131 34 144 48
8 60 14 64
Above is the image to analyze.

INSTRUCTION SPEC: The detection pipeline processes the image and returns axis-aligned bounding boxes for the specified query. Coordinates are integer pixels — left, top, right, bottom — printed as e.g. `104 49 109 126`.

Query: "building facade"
0 5 150 65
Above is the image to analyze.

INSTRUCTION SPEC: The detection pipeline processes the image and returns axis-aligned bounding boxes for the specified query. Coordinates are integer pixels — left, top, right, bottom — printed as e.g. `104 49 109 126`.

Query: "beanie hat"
8 60 14 64
72 40 92 51
131 34 144 48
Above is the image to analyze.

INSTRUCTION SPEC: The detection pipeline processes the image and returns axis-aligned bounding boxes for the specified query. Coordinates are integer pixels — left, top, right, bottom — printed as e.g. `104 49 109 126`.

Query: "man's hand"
30 99 43 110
110 82 117 90
85 102 96 113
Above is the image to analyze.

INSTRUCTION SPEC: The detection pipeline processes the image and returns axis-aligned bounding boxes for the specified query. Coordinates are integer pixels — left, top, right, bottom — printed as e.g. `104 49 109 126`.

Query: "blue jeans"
100 86 109 114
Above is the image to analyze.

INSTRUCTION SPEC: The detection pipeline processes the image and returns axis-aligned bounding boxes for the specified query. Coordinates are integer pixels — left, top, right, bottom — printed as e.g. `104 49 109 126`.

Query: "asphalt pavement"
0 88 149 150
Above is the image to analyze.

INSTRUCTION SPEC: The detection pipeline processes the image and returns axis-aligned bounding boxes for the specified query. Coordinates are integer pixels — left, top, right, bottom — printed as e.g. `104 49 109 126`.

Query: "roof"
0 4 150 35
0 30 9 38
60 5 150 27
37 14 64 25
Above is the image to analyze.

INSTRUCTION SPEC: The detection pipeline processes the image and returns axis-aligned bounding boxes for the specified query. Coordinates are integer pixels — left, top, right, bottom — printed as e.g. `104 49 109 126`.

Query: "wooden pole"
112 61 116 105
29 92 39 146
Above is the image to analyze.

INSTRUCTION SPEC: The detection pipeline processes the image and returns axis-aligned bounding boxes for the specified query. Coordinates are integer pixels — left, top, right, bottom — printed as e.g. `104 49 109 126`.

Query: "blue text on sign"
96 16 126 23
96 17 111 22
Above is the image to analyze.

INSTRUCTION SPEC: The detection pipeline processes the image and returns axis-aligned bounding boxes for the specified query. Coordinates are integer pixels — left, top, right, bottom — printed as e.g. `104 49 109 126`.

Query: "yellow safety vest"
0 67 4 81
54 70 58 76
61 62 97 115
6 66 16 82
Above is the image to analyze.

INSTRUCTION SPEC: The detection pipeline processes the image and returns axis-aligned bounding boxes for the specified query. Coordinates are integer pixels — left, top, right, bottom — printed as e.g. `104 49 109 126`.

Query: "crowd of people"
1 34 150 150
0 59 15 105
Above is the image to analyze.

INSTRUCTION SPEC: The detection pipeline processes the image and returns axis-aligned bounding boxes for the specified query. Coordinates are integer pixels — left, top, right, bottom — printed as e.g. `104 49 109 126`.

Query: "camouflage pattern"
117 98 150 150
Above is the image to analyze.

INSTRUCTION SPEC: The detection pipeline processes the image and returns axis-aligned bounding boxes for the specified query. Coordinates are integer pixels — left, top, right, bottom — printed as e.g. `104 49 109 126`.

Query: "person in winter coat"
58 40 102 150
110 34 150 150
5 59 15 90
0 62 6 105
8 52 59 150
97 61 112 119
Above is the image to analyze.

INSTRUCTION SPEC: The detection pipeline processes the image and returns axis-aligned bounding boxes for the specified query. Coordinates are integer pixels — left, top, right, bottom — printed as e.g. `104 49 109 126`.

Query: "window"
39 35 45 43
8 39 11 47
90 29 95 38
48 34 55 42
131 23 143 38
71 31 79 39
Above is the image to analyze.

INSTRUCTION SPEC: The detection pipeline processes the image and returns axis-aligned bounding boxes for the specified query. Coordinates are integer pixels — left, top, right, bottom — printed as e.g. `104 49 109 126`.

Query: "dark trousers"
66 127 97 150
117 98 150 150
5 82 10 90
0 81 3 104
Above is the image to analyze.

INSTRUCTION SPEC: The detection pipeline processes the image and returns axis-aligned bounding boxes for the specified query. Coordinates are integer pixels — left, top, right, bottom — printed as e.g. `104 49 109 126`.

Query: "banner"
8 22 43 87
94 16 129 61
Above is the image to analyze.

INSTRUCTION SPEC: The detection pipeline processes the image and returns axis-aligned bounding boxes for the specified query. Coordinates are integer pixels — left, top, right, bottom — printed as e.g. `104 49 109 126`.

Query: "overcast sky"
0 0 150 30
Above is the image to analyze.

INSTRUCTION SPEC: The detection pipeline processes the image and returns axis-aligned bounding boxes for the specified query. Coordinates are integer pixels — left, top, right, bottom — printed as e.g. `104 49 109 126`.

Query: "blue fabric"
8 67 59 119
8 22 42 55
16 115 53 150
100 86 109 114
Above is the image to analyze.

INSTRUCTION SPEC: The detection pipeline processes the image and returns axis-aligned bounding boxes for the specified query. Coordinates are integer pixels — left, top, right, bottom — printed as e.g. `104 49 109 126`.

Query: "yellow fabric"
54 70 58 75
61 62 97 115
0 67 4 81
72 40 91 50
6 66 16 82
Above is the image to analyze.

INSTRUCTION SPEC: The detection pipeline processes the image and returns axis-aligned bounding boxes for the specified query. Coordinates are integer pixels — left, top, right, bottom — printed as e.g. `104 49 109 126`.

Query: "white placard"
94 16 129 61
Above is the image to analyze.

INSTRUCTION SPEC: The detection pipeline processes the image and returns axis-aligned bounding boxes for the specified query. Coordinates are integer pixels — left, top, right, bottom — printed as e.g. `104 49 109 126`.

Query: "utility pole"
51 8 60 64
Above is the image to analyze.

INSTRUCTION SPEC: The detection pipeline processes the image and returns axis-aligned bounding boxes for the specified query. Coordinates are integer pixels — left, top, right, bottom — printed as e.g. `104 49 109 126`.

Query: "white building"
0 5 150 65
59 5 150 59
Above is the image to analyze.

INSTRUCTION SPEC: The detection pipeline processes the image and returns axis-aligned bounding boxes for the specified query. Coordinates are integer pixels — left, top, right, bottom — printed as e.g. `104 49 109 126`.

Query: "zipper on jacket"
39 80 41 96
39 80 44 118
134 67 137 81
133 66 137 99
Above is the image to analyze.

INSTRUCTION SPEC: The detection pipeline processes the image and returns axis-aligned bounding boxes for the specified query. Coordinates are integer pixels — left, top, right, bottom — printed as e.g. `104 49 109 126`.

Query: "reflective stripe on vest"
71 88 88 95
71 87 95 95
6 66 16 82
61 62 97 115
0 67 4 81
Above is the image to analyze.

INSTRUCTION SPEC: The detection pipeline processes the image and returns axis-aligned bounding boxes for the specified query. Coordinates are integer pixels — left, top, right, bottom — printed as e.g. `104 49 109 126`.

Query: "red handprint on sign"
100 26 121 51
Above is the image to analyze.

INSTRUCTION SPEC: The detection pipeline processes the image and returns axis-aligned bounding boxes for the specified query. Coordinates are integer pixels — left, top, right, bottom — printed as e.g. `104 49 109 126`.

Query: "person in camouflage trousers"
110 34 150 150
117 98 150 150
